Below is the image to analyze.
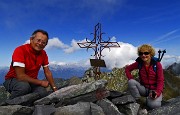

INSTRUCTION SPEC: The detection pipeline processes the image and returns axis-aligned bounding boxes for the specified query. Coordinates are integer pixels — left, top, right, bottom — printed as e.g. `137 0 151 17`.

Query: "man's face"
30 32 48 52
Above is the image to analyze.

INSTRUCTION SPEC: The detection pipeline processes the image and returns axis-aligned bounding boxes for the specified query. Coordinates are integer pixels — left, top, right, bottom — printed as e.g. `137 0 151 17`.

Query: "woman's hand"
149 90 157 99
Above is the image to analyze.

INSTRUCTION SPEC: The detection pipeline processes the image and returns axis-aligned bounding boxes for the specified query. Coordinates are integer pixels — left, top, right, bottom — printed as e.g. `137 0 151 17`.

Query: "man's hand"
40 80 49 87
52 86 58 92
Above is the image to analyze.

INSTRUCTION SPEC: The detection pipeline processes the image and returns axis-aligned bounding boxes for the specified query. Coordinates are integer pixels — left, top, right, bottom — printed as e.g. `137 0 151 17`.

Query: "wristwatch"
52 86 57 89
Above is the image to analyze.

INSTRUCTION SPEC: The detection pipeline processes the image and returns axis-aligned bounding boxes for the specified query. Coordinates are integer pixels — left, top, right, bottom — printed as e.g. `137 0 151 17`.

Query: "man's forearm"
17 74 42 85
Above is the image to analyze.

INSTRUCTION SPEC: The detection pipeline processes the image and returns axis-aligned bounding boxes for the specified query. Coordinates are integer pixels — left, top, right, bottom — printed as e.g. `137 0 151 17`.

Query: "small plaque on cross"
90 59 106 67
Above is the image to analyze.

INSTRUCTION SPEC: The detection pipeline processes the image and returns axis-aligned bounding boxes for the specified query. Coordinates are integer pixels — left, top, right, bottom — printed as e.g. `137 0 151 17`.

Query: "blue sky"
1 0 180 69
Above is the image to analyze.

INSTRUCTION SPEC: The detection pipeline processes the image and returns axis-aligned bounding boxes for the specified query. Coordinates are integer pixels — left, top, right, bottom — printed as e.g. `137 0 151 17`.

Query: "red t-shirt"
5 44 49 80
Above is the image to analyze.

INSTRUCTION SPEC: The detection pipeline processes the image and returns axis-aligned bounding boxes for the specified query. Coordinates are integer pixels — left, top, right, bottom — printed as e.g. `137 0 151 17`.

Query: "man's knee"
9 81 31 99
13 81 31 95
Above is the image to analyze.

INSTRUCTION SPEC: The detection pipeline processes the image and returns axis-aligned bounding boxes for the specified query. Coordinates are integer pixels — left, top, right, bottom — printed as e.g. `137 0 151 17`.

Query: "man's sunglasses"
139 52 150 56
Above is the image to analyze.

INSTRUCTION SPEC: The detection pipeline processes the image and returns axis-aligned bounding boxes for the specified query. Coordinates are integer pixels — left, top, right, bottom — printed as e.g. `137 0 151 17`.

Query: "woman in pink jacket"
125 44 164 110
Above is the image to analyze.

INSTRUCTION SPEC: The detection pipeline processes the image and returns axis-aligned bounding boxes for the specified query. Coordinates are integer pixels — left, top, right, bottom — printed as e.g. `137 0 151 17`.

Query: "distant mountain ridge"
40 64 89 79
0 64 89 84
166 62 180 76
0 67 9 84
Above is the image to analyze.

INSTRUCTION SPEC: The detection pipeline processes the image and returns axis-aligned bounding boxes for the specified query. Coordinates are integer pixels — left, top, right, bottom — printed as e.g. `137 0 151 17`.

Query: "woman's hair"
137 44 155 57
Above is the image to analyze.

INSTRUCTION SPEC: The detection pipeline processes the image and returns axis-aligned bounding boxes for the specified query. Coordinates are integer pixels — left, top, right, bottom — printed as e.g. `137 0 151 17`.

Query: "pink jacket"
125 60 164 97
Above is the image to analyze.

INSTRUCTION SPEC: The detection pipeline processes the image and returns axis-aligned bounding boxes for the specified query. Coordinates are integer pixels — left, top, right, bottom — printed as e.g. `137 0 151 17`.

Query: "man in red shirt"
3 29 57 99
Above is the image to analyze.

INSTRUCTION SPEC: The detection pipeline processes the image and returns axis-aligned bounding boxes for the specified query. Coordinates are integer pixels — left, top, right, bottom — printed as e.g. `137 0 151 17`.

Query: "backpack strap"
151 57 159 72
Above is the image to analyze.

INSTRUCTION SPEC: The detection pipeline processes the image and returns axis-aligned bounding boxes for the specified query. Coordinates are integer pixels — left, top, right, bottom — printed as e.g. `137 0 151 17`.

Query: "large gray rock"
111 95 136 105
0 105 33 115
32 104 56 115
34 79 108 105
0 86 9 103
111 95 139 115
149 96 180 115
118 103 140 115
54 102 105 115
96 98 124 115
55 89 110 107
3 93 40 106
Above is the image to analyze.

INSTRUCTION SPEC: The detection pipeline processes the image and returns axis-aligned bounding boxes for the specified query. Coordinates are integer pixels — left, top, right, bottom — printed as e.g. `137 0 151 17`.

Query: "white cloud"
110 36 117 42
102 42 137 69
63 39 81 53
161 55 180 68
45 37 69 49
63 39 90 53
25 40 30 44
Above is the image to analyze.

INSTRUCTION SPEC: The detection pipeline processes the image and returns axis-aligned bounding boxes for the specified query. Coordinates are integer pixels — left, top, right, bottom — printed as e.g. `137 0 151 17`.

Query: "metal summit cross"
77 23 120 80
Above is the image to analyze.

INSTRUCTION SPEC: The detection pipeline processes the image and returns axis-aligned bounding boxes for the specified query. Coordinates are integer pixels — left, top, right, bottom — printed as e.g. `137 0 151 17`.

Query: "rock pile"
0 79 180 115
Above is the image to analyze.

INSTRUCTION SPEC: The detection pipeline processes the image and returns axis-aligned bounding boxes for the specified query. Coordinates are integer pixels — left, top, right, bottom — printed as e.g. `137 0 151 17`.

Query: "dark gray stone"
149 96 180 115
32 104 56 115
5 93 40 106
34 80 108 105
108 90 124 98
117 103 140 115
96 98 124 115
112 95 135 105
90 102 105 115
0 105 33 115
55 89 110 107
54 102 105 115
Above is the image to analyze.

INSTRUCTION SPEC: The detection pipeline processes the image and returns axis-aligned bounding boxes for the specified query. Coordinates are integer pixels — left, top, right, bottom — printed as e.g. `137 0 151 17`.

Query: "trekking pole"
158 50 162 62
159 49 166 62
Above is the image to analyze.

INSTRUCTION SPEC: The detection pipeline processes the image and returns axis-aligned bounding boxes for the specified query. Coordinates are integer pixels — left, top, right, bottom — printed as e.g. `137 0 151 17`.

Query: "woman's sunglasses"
139 52 150 56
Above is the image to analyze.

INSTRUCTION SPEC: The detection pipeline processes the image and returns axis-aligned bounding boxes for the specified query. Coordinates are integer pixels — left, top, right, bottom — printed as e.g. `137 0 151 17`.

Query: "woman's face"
139 50 151 63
